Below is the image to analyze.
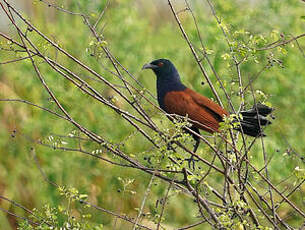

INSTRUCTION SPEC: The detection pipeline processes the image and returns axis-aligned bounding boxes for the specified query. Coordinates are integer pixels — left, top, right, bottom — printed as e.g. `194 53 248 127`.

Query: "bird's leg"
193 137 200 153
184 126 200 170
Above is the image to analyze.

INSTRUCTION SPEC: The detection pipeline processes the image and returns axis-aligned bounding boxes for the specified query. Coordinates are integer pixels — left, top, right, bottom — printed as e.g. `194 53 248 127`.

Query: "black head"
142 59 176 77
142 58 185 109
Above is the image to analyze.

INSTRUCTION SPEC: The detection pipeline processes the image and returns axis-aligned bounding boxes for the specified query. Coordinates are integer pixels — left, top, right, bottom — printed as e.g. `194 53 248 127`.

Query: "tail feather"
240 121 264 137
238 103 273 137
241 103 273 117
242 115 271 126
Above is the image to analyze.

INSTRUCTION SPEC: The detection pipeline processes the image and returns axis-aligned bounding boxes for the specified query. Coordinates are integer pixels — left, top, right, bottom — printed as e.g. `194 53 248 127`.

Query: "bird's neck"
156 72 186 110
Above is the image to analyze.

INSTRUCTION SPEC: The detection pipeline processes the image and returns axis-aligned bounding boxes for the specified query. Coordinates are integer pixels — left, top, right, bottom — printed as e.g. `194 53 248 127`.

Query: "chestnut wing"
163 90 222 133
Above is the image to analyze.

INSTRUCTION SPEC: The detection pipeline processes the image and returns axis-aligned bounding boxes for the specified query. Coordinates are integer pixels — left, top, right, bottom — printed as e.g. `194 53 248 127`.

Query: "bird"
142 58 273 157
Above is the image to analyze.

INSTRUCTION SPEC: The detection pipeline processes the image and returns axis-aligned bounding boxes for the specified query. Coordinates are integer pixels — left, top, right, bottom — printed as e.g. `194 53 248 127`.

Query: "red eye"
158 62 164 67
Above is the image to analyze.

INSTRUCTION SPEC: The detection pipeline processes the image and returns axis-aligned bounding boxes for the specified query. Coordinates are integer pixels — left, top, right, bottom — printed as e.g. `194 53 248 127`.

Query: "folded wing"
163 89 229 133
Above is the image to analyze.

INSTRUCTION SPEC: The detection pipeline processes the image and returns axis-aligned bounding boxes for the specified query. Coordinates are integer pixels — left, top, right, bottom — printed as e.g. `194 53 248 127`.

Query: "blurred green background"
0 0 304 229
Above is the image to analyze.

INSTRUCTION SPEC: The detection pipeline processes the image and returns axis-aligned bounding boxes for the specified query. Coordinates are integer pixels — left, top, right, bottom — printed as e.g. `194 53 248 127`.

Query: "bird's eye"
157 62 164 67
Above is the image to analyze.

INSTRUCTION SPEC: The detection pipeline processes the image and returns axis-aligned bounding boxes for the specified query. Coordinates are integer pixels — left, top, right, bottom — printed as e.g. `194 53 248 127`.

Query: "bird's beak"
142 63 158 70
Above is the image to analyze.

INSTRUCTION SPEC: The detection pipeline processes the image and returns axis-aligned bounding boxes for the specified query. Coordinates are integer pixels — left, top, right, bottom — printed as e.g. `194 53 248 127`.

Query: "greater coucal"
142 58 272 154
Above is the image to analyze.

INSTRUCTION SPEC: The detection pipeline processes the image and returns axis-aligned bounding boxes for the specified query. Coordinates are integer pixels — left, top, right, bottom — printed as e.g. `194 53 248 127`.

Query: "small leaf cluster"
86 38 108 59
219 114 242 133
117 177 136 195
18 186 103 230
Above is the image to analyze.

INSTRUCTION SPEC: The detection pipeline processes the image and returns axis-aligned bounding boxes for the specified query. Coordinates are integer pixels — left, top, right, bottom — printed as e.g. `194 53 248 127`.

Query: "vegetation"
0 0 304 229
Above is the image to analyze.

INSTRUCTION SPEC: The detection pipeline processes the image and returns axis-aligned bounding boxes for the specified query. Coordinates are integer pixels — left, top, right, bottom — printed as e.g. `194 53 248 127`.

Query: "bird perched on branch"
142 58 273 154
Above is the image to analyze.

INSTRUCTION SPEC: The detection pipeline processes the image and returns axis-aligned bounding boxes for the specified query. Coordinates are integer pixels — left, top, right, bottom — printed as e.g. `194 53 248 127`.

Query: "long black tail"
238 103 273 137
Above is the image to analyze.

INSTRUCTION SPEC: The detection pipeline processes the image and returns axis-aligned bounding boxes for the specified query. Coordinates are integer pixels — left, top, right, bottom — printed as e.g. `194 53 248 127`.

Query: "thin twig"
133 173 155 230
167 0 223 107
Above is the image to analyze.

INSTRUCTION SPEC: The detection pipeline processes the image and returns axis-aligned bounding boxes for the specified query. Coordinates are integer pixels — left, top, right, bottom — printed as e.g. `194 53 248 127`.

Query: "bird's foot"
184 155 199 170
